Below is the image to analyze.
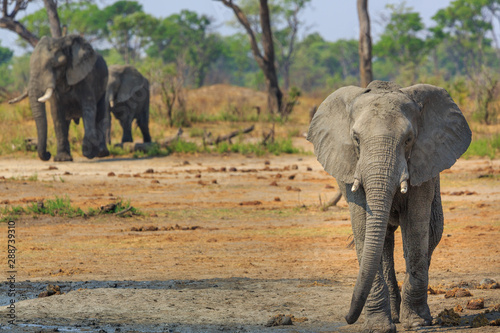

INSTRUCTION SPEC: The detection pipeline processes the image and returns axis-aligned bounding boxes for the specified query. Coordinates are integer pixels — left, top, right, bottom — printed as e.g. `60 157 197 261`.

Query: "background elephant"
106 65 151 144
28 34 109 161
307 81 471 332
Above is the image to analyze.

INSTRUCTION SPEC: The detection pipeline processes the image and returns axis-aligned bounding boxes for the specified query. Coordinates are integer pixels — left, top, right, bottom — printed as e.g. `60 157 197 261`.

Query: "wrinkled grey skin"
307 81 471 333
106 65 151 144
28 35 109 161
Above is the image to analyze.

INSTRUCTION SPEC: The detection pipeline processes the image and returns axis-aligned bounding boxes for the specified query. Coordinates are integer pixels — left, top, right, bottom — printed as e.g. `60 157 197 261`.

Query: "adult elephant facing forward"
29 34 109 161
106 65 151 144
308 81 471 332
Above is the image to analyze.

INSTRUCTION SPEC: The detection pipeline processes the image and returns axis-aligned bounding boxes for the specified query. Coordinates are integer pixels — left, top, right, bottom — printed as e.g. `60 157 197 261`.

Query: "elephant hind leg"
137 101 151 143
383 223 401 323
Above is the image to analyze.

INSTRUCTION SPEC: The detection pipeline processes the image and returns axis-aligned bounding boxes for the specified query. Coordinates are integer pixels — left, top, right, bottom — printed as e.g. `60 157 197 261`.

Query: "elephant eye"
405 136 413 146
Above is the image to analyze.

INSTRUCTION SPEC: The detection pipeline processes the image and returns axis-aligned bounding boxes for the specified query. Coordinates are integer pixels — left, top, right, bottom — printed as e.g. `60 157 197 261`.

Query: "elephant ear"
307 86 368 183
116 67 146 103
402 84 471 186
66 35 97 86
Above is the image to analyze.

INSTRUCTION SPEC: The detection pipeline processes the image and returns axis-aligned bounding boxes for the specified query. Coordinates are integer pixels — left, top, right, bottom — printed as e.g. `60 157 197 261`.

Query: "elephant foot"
54 152 73 162
401 305 432 329
97 147 110 158
363 316 396 333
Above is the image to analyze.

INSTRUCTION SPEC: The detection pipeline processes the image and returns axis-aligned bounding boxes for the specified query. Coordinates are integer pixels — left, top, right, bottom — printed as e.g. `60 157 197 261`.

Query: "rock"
151 180 160 184
288 174 296 180
445 287 472 298
48 165 58 170
307 167 312 171
274 197 281 202
239 201 262 206
466 298 484 310
435 308 461 326
144 168 154 173
490 318 500 326
143 225 158 231
38 284 61 298
229 167 237 172
269 181 278 186
107 172 115 177
471 313 489 328
454 304 464 313
265 314 293 327
291 164 298 170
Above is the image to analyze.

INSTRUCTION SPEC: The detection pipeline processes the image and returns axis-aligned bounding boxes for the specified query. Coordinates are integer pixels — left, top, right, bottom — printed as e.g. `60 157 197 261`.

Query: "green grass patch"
215 138 300 156
0 196 141 222
462 133 500 159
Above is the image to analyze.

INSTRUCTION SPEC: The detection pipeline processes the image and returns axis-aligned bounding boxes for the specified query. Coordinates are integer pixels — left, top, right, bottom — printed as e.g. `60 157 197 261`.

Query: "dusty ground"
0 138 499 332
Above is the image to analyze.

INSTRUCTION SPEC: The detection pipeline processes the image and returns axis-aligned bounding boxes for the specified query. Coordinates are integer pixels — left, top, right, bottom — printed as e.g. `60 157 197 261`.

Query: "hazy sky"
1 0 454 55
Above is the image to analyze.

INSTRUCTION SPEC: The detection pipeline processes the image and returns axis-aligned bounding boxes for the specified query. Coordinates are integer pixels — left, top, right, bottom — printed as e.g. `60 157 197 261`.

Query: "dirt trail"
0 148 499 332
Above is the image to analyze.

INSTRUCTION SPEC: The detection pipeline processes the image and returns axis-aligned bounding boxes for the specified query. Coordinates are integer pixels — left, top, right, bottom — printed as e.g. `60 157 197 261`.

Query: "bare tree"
275 0 309 91
357 0 373 87
43 0 62 38
0 0 39 47
219 0 283 114
1 0 66 48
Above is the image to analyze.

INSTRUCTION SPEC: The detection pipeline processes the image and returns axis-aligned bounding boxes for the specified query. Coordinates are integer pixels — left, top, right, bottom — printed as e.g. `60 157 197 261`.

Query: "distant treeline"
0 0 499 99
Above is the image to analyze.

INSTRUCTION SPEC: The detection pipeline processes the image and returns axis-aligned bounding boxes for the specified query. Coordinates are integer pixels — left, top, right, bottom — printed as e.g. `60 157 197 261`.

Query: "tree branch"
218 0 265 67
0 17 39 47
1 0 39 47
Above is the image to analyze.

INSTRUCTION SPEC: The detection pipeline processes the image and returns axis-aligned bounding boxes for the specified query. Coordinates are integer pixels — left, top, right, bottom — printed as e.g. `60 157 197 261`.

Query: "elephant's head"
307 80 471 324
28 35 97 161
106 65 147 110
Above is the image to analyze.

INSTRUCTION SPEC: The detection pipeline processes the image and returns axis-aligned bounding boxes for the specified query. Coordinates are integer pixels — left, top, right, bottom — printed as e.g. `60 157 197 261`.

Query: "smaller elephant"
106 65 151 144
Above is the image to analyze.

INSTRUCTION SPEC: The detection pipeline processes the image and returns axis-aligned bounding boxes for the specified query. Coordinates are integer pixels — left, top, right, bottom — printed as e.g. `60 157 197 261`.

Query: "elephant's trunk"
345 136 400 324
29 89 51 161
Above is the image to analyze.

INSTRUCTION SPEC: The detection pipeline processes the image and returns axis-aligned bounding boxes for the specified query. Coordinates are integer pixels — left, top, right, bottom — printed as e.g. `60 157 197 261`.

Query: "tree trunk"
357 0 373 88
259 0 282 113
43 0 62 38
219 0 283 114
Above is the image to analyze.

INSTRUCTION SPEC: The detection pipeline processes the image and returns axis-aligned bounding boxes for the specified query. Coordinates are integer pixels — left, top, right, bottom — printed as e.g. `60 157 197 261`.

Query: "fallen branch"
160 127 183 147
114 206 132 216
8 90 28 104
321 191 342 211
207 125 255 145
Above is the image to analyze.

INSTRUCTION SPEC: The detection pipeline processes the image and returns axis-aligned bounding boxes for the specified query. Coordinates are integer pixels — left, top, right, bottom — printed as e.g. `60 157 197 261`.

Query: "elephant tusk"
351 179 361 192
37 88 54 103
401 180 408 194
109 100 114 108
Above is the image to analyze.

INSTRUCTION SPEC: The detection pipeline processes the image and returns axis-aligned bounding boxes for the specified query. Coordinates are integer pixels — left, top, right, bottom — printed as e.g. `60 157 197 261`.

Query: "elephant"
28 34 109 161
307 80 471 332
106 65 151 144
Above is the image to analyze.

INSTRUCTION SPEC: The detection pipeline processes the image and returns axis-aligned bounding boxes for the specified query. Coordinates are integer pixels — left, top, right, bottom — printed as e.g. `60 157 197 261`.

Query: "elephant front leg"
399 181 435 328
50 100 72 161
